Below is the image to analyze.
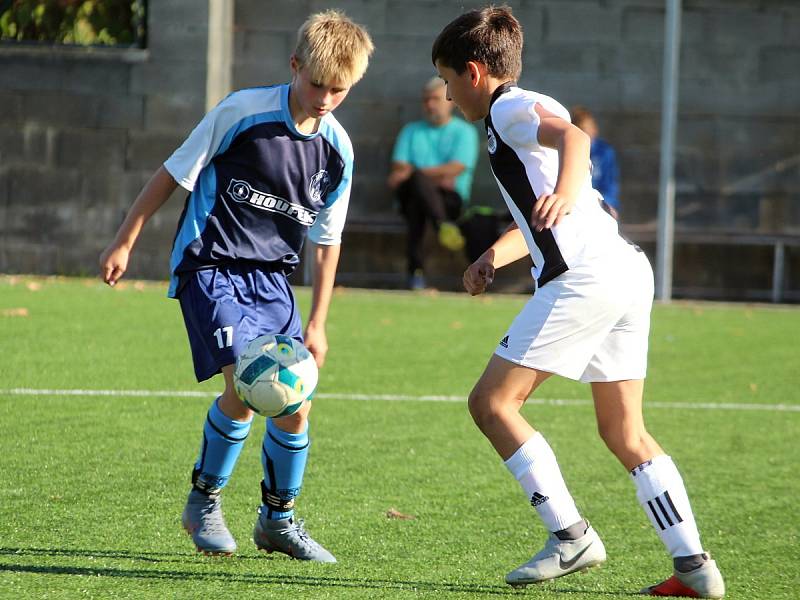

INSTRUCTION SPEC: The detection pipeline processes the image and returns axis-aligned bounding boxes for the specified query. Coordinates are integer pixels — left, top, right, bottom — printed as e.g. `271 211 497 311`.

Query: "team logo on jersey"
226 179 317 226
308 170 331 203
487 127 497 154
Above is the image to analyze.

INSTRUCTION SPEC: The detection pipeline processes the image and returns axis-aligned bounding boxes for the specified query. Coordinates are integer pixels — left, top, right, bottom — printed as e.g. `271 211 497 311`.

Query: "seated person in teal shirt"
387 77 479 289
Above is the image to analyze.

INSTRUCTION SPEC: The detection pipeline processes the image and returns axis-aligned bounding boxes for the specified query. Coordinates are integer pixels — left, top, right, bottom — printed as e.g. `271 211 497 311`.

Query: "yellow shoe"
438 221 465 251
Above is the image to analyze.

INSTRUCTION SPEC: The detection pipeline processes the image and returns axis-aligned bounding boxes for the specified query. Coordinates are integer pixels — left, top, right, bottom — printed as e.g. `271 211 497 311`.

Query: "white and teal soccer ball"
234 334 318 418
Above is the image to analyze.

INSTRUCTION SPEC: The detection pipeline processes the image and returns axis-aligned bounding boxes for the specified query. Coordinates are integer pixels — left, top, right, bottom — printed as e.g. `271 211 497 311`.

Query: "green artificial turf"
0 275 797 599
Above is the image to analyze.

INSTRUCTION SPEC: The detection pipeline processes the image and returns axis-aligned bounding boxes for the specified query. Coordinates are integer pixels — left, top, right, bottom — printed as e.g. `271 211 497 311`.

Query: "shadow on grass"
0 546 184 564
0 547 636 597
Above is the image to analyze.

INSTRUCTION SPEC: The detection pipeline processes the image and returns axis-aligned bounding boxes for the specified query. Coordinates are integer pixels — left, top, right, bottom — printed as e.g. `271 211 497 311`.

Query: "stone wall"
0 0 209 279
0 0 798 297
233 0 800 231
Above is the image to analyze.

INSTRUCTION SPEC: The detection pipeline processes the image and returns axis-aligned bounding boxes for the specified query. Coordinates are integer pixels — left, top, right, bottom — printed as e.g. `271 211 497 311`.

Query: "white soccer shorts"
495 249 654 383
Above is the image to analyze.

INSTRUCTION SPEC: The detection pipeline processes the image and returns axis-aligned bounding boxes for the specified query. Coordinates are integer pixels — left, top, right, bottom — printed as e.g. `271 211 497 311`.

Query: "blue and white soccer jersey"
486 83 653 382
163 84 352 381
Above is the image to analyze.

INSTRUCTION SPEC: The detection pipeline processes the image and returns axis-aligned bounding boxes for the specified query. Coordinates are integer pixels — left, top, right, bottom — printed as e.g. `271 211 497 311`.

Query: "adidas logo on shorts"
530 491 550 507
499 335 509 348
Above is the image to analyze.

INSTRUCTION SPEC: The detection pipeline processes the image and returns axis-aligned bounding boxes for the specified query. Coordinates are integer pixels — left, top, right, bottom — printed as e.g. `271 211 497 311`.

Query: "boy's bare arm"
99 166 179 286
464 222 527 296
485 222 528 269
531 103 591 230
305 242 341 367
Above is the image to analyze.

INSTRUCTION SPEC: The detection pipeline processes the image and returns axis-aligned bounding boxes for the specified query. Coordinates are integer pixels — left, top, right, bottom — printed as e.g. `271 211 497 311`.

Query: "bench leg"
772 242 785 303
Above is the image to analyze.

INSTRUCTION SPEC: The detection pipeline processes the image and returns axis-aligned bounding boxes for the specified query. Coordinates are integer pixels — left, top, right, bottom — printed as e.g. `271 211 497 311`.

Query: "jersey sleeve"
494 95 571 151
494 99 542 149
163 93 242 192
307 150 352 246
390 124 413 164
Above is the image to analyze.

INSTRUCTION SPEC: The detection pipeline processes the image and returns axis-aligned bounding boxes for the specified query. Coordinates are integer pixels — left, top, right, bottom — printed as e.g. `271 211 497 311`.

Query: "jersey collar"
489 81 516 108
281 83 322 139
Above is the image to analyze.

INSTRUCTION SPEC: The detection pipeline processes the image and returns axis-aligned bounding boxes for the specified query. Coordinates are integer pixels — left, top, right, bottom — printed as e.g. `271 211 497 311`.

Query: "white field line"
1 387 799 412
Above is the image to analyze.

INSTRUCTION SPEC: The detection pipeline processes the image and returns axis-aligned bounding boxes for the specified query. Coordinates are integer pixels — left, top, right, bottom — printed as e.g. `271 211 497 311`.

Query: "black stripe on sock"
206 414 250 443
647 500 666 530
197 435 208 472
663 491 684 523
655 495 675 527
263 445 277 520
267 429 309 452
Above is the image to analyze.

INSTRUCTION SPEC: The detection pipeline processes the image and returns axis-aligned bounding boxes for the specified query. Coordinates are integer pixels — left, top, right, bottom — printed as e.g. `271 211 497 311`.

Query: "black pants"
459 211 501 263
396 170 462 274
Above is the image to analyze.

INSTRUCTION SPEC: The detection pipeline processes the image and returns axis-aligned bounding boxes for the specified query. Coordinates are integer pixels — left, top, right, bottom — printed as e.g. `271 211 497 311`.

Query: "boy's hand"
304 321 328 368
99 243 130 287
532 193 573 231
463 258 495 296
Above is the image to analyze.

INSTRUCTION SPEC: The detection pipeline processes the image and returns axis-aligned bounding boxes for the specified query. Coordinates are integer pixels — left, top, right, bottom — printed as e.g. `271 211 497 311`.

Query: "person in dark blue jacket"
571 106 620 220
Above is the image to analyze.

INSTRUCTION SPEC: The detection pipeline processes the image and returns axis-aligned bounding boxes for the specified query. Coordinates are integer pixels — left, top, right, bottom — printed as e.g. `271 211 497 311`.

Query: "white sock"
631 454 704 557
504 432 583 533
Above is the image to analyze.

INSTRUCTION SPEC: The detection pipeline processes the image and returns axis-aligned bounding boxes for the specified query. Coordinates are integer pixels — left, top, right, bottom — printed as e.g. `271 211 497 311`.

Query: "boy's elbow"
570 126 591 147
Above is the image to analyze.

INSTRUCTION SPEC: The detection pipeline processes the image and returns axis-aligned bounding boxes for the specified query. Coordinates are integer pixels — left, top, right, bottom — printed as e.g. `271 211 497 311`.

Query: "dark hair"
431 5 522 80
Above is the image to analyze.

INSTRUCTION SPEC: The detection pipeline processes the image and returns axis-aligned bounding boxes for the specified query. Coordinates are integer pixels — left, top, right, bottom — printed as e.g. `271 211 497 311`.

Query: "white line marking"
1 388 798 412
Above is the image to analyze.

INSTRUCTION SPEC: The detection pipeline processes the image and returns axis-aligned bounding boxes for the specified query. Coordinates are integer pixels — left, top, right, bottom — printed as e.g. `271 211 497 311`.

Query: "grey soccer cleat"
253 509 337 562
181 488 237 555
506 524 606 586
640 557 725 598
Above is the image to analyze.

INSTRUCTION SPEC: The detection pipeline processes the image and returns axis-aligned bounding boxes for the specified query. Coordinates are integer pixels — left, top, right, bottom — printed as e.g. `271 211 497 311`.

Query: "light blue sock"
192 397 252 494
260 418 309 520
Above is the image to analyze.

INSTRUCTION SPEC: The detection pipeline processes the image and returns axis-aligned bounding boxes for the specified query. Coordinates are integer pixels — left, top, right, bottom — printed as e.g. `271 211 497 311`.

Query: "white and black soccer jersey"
485 83 631 287
163 84 353 297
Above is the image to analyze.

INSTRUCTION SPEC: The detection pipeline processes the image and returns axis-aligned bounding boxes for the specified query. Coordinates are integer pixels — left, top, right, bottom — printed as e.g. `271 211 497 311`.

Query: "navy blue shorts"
177 265 303 382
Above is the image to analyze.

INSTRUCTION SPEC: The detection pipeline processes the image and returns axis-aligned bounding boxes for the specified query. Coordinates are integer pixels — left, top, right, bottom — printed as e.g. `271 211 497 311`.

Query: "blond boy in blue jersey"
100 11 373 561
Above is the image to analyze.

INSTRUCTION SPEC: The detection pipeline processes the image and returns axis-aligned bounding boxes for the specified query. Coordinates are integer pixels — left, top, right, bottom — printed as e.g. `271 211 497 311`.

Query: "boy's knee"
468 387 514 430
219 389 254 422
271 400 311 431
597 422 648 454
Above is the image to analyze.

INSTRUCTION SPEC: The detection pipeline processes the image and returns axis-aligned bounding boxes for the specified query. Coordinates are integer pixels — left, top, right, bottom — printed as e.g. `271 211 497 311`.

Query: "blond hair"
294 10 374 87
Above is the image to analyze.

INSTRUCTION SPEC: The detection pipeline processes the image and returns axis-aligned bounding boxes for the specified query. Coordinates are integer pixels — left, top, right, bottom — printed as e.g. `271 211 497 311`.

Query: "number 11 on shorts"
213 326 233 349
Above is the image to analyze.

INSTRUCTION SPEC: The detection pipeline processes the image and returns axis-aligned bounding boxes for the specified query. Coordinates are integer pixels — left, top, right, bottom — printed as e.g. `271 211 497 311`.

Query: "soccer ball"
234 334 318 417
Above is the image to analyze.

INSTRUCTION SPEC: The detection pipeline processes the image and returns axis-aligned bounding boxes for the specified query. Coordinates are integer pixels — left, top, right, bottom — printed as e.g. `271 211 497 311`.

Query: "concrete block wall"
233 0 800 229
0 0 798 292
0 1 209 278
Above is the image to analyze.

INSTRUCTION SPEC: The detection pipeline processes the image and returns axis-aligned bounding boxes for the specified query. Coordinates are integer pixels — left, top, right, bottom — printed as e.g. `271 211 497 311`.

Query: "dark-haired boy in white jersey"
432 6 724 598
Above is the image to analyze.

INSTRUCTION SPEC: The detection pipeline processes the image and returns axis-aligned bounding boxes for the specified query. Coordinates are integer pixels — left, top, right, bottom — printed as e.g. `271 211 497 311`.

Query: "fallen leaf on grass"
386 508 416 520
